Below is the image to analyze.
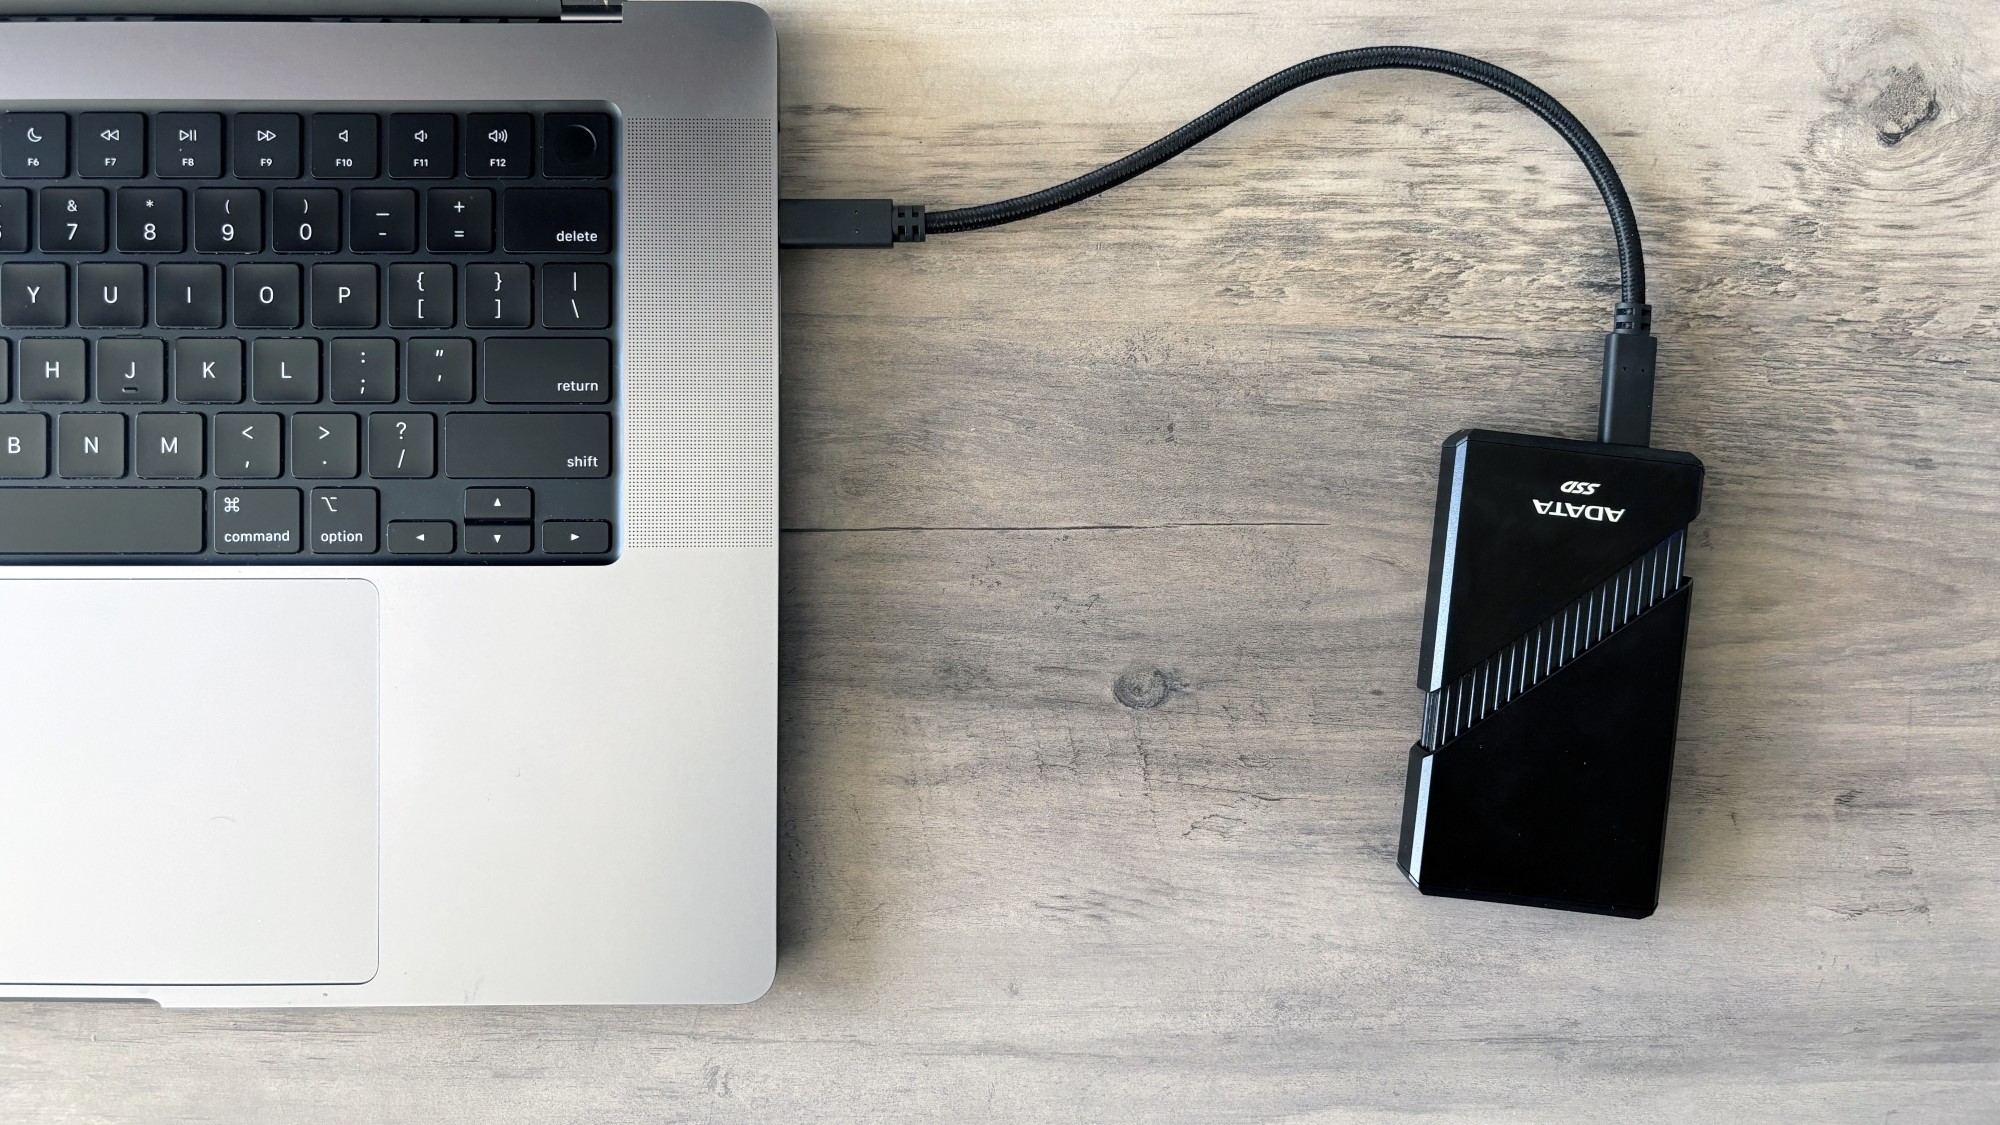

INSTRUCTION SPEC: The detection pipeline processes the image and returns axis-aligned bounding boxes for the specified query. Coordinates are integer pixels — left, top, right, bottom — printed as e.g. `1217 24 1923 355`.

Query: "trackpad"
0 580 377 987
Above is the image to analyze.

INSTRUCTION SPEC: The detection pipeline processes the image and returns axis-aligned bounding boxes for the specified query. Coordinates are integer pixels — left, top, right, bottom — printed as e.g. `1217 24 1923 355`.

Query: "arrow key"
78 113 144 179
466 523 532 555
544 521 611 555
465 487 531 521
387 521 454 555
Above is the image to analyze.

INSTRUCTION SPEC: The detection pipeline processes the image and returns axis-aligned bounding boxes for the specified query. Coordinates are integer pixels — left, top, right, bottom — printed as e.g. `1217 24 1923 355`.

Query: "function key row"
0 112 612 181
0 186 610 255
0 336 612 405
0 262 611 330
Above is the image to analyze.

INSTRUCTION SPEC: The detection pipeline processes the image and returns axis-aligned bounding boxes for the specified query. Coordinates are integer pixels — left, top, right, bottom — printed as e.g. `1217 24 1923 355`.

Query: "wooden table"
5 2 1997 1120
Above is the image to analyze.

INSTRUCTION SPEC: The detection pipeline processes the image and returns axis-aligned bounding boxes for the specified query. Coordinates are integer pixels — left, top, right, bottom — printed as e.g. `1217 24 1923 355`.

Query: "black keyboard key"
542 113 612 179
387 262 453 328
155 113 222 178
311 113 378 179
136 413 203 479
234 263 301 328
18 339 85 402
388 114 455 179
59 412 125 478
0 487 202 554
368 413 435 478
77 113 145 179
156 263 224 329
544 520 611 554
329 338 395 403
39 187 107 253
350 188 417 252
541 263 611 329
273 188 341 253
116 187 185 252
76 262 145 328
426 187 493 252
215 413 282 478
311 263 378 328
466 487 531 520
310 488 377 553
0 413 47 478
234 113 301 179
484 337 610 403
2 113 67 178
467 524 532 554
503 188 609 254
445 412 609 479
292 413 359 478
214 487 298 554
251 337 319 403
98 339 166 403
407 337 473 403
0 188 27 252
194 188 262 253
174 337 243 403
386 520 452 554
1 263 67 327
466 113 532 178
466 264 531 327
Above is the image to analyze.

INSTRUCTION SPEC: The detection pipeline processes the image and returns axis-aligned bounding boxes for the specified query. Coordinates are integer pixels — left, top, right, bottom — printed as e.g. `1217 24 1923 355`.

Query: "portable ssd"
1397 429 1704 917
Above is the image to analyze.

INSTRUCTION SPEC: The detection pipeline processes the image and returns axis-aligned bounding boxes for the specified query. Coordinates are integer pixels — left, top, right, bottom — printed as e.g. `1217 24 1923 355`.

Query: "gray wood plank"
4 1 1998 1121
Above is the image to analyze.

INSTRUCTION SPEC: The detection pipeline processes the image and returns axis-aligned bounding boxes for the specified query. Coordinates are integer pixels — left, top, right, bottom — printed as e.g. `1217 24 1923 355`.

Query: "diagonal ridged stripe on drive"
1420 530 1686 750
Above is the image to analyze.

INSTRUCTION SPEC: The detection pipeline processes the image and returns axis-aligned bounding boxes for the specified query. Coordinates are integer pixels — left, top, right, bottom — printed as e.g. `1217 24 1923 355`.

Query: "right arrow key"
543 521 611 555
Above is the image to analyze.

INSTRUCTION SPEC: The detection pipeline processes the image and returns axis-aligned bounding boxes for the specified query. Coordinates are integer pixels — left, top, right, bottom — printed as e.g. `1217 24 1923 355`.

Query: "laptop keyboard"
0 106 618 563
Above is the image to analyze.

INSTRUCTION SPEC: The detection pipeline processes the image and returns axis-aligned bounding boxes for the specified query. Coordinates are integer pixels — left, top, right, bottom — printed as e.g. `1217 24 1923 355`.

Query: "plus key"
427 187 492 253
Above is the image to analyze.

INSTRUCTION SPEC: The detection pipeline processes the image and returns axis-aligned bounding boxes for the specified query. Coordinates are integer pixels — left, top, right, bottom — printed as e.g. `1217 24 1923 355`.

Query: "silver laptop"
0 0 776 1005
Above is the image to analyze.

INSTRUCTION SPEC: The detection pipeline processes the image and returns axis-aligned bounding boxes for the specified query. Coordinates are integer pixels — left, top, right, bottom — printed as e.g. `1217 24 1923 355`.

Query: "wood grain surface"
6 1 1999 1121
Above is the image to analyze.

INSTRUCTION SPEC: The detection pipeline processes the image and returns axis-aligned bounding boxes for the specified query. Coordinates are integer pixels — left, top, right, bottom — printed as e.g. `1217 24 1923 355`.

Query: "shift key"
445 412 609 478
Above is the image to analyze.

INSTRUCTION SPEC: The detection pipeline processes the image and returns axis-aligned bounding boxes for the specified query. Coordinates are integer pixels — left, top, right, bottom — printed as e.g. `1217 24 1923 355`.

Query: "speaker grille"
622 118 776 549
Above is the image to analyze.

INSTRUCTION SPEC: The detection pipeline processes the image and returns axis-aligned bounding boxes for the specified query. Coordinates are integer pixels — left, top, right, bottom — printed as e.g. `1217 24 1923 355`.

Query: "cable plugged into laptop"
782 46 1704 917
778 198 926 247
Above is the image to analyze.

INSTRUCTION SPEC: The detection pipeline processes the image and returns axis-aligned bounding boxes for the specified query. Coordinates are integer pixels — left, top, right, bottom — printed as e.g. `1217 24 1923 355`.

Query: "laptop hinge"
0 0 620 19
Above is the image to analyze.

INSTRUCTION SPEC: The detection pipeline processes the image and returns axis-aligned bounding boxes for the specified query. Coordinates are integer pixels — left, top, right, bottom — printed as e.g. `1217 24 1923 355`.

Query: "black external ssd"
1396 429 1704 917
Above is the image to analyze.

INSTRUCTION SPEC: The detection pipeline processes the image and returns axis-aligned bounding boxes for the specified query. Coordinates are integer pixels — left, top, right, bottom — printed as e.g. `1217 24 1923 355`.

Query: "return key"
483 337 612 404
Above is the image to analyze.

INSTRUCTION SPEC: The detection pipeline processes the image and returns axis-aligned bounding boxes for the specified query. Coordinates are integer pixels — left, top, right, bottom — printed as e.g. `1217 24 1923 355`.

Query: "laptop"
0 0 777 1005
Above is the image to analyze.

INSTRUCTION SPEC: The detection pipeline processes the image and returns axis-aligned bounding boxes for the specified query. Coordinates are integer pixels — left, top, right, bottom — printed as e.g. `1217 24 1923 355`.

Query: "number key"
274 188 341 253
116 187 185 252
195 188 263 253
38 188 106 253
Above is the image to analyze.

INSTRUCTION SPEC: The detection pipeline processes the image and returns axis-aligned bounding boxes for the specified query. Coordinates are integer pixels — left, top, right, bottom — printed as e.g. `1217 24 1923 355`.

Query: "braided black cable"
925 46 1647 315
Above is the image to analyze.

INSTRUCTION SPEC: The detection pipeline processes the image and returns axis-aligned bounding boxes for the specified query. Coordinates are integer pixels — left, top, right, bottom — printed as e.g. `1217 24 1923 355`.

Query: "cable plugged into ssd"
783 46 1704 917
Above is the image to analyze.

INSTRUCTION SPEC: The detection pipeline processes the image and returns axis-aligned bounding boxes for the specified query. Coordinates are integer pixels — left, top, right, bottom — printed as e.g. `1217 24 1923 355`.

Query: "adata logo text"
1533 499 1626 522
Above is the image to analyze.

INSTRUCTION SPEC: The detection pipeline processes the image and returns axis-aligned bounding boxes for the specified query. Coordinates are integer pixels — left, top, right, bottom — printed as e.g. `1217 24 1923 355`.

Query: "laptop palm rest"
0 579 378 987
